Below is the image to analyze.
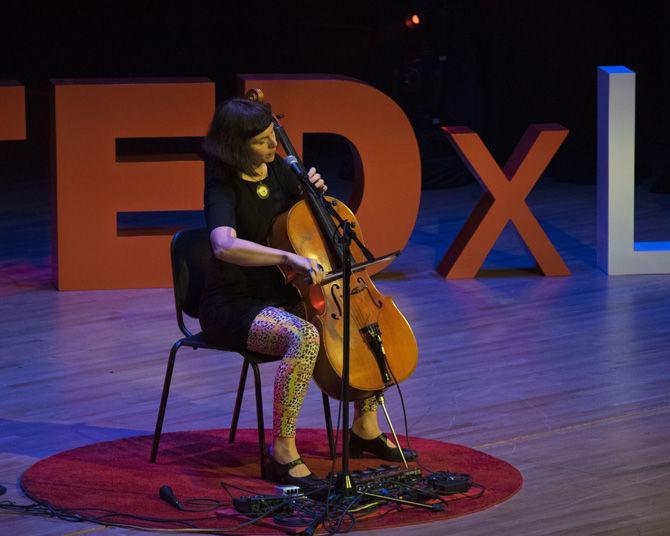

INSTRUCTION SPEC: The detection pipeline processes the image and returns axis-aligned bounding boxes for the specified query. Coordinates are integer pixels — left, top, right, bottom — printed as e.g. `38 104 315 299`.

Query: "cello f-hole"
330 284 342 320
358 277 383 308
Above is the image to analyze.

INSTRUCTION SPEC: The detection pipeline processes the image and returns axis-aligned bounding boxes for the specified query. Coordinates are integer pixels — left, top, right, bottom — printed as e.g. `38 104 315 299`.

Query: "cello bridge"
350 281 367 295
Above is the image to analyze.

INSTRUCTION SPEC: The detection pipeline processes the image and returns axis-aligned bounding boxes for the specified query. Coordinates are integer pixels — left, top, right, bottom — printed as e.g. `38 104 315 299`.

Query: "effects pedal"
422 471 473 494
232 494 296 517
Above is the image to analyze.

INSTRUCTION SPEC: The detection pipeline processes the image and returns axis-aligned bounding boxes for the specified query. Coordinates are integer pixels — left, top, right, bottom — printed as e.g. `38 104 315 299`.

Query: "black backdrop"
1 0 668 190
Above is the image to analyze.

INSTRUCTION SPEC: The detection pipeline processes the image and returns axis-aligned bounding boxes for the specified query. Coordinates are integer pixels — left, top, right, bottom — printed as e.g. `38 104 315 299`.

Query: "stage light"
404 13 421 29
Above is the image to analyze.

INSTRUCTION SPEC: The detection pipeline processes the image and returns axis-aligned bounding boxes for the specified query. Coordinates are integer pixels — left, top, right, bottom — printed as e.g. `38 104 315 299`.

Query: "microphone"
159 485 182 510
285 154 323 198
284 155 307 177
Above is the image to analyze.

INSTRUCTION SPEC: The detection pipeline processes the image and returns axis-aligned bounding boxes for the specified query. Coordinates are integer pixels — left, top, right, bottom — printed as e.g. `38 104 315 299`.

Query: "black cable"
160 485 227 513
226 495 315 532
218 482 234 501
306 493 365 536
180 498 223 512
401 483 449 506
1 494 310 534
0 500 86 523
222 481 340 533
288 500 322 536
309 496 345 536
4 475 482 534
219 481 257 498
272 503 316 528
325 494 360 534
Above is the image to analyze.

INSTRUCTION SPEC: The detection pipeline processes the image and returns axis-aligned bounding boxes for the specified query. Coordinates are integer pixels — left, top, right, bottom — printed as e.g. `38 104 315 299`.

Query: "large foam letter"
52 79 214 290
597 66 670 274
438 124 570 279
239 75 422 274
0 81 26 140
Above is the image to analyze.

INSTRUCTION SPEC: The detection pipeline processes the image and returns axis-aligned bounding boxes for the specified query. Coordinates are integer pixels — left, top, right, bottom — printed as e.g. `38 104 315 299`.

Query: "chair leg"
229 360 250 444
322 393 336 460
250 361 267 479
150 340 182 463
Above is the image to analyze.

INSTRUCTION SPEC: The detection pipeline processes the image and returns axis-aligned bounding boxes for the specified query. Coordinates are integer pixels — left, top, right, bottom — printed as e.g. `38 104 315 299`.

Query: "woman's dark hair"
202 98 273 177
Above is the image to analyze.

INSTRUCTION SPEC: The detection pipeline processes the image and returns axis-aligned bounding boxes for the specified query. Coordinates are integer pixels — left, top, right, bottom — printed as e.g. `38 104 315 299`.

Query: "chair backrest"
170 228 213 336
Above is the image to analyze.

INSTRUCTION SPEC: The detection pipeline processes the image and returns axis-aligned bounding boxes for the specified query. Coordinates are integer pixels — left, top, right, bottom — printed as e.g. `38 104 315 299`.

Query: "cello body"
268 197 418 400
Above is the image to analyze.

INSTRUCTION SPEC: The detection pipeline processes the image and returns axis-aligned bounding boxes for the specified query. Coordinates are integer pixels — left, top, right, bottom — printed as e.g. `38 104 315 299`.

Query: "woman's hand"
307 167 327 193
284 252 325 284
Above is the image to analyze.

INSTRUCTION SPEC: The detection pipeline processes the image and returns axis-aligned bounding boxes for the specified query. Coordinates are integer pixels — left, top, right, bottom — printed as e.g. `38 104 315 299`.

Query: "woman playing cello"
199 98 417 488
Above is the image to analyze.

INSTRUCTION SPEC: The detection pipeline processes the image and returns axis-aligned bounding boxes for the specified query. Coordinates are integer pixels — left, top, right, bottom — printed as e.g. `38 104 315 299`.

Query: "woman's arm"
210 226 288 266
210 226 324 283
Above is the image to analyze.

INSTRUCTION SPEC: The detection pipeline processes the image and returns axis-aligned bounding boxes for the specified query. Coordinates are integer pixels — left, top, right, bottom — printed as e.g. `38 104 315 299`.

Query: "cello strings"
332 221 388 375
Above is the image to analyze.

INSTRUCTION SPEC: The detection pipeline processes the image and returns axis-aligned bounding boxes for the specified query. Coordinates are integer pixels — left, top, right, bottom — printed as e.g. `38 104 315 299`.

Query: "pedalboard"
329 464 422 493
229 468 474 518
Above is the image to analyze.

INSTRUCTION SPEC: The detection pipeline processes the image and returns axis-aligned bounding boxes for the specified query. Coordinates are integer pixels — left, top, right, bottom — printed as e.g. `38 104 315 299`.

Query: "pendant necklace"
256 180 270 199
244 164 270 199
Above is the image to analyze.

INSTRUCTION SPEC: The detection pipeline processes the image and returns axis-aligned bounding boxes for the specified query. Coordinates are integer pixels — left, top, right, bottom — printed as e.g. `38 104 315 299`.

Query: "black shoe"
349 430 419 462
264 454 324 491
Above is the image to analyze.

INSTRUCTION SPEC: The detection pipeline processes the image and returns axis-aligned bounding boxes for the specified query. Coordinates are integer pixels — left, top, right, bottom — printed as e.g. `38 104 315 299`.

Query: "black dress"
199 157 302 349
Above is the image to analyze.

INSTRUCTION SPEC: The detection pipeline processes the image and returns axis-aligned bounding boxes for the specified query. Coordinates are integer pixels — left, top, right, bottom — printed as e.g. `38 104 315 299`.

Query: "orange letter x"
438 124 570 279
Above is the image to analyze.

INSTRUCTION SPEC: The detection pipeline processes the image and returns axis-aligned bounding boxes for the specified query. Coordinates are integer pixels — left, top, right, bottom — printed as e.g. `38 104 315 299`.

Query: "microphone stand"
335 219 354 493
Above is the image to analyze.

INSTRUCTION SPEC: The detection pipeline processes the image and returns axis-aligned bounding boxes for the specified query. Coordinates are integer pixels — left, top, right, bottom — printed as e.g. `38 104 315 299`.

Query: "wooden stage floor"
1 175 670 535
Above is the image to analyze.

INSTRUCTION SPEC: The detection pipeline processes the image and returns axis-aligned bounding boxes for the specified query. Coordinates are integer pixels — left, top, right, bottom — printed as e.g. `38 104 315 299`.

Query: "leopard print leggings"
246 306 378 438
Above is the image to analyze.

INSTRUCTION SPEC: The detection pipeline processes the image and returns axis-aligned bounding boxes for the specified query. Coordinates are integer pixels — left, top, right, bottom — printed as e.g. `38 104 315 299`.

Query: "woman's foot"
349 429 419 462
351 421 397 448
270 441 311 478
351 414 418 462
265 454 321 484
352 413 401 449
264 448 323 491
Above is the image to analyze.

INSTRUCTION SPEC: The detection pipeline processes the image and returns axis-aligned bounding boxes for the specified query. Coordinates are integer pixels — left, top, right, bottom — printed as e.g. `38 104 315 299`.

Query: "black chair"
150 228 335 477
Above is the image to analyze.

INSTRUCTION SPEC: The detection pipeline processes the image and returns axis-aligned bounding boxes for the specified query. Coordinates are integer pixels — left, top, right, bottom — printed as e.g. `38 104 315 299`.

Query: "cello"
247 89 419 402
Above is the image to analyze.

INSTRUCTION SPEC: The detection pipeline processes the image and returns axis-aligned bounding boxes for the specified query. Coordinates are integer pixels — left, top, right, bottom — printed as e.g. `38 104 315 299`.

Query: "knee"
291 321 320 361
304 322 320 348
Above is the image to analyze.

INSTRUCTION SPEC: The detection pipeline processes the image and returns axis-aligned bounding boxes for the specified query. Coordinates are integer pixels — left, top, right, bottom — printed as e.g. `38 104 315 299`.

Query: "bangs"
228 98 273 140
244 110 273 139
203 98 275 176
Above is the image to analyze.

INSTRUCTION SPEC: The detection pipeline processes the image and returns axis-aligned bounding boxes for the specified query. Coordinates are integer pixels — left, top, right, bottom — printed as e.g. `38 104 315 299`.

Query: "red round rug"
21 429 522 533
